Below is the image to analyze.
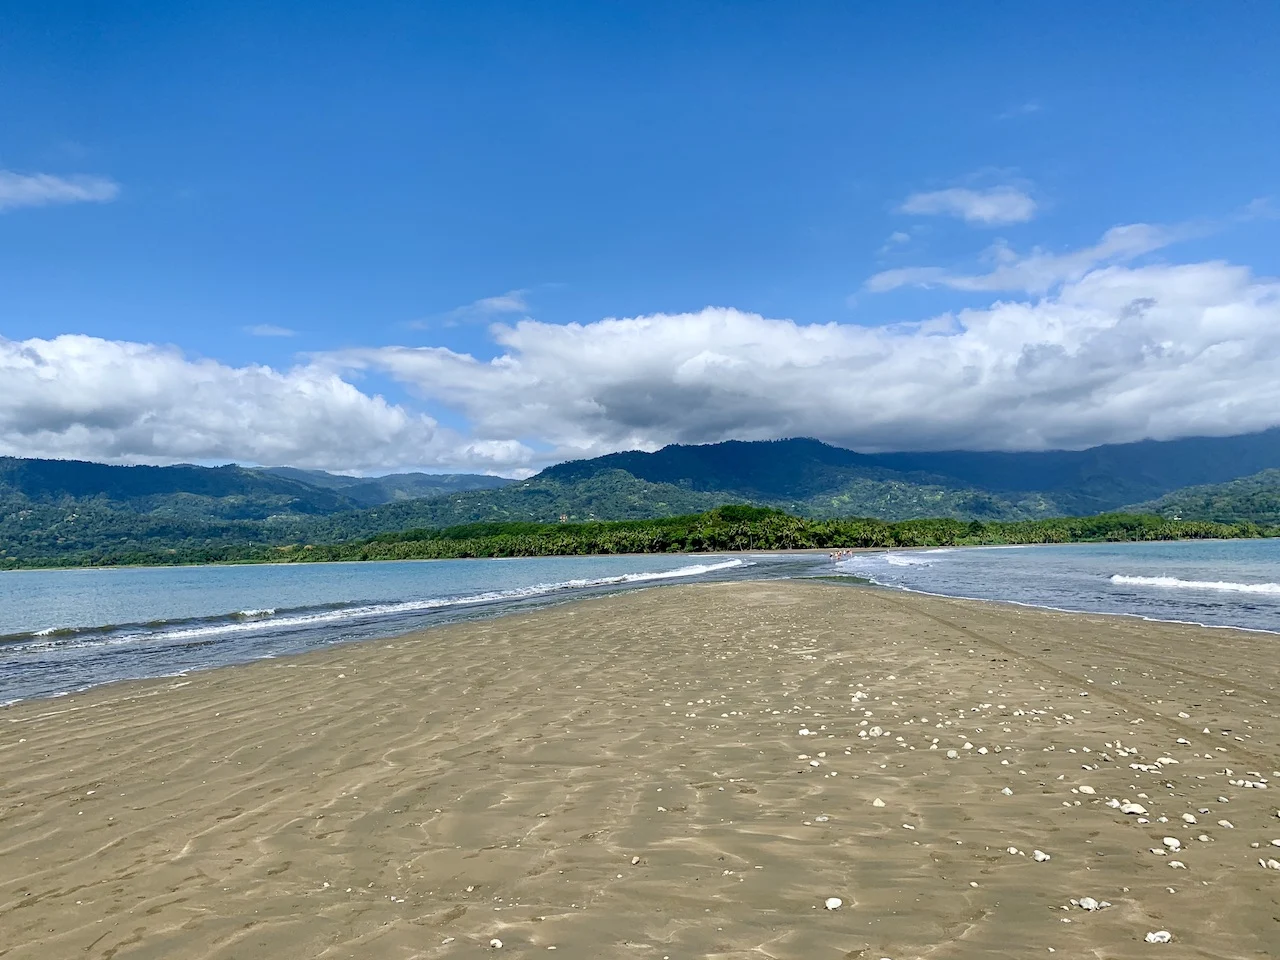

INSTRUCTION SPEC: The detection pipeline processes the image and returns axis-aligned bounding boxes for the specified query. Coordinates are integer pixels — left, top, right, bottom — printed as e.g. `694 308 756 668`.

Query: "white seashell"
825 897 843 910
1121 802 1148 815
490 939 504 949
872 797 886 807
1217 820 1234 829
1007 846 1021 855
1033 850 1051 862
1168 860 1185 869
1145 931 1172 944
1001 787 1013 796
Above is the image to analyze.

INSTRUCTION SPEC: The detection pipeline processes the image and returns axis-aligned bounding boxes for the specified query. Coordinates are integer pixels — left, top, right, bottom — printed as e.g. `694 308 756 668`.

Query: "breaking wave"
1109 574 1280 595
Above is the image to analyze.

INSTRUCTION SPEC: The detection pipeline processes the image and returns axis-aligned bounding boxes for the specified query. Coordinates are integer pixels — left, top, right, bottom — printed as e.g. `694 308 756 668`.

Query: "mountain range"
3 429 1279 565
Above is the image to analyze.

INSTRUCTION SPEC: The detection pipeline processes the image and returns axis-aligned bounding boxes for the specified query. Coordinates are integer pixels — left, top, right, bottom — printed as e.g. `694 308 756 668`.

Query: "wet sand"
2 581 1278 959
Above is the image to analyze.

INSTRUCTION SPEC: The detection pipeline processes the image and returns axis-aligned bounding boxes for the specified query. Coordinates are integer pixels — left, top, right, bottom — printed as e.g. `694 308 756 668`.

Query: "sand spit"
1 581 1278 959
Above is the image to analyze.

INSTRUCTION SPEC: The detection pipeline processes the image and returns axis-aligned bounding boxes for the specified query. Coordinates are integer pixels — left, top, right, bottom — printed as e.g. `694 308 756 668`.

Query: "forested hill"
541 431 1280 515
5 429 1280 567
1129 469 1280 525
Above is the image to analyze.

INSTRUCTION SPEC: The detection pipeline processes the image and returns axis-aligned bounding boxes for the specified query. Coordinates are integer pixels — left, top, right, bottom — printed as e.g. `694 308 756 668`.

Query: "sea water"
0 553 814 704
5 539 1277 705
836 538 1280 634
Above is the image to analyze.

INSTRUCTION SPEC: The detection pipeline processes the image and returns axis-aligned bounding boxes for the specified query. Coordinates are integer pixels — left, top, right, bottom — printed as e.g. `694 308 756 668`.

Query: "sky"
2 1 1279 476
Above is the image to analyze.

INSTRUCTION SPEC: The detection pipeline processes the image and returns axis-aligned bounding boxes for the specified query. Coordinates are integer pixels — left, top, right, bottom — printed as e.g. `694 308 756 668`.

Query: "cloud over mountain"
327 256 1280 461
0 335 531 473
6 250 1279 474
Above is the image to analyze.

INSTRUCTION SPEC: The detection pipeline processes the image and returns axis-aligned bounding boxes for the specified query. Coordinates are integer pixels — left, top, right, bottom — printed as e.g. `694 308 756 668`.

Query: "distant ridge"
542 430 1280 515
4 428 1280 566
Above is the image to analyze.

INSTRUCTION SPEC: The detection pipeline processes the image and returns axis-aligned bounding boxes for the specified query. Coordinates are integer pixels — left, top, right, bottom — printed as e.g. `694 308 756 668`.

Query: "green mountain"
1127 469 1280 524
261 467 511 506
6 429 1280 568
0 457 514 565
543 432 1280 516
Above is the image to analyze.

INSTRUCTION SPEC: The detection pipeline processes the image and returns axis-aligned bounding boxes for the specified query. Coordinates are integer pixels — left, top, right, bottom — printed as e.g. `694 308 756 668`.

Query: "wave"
884 553 936 567
1109 574 1280 595
2 558 748 653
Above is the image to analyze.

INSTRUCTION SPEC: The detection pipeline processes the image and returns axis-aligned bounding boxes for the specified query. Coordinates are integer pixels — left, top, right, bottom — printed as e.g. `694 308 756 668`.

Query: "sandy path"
2 581 1278 959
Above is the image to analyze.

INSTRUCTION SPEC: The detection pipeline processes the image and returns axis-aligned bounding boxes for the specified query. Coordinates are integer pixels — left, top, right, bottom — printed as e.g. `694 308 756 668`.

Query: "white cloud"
0 170 120 212
409 289 533 329
900 186 1037 225
0 335 534 473
322 258 1280 458
244 324 297 337
471 290 530 314
866 223 1179 294
10 248 1280 473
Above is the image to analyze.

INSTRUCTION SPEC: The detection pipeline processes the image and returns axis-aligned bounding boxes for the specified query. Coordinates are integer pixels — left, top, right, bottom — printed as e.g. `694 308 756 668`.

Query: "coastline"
3 581 1278 959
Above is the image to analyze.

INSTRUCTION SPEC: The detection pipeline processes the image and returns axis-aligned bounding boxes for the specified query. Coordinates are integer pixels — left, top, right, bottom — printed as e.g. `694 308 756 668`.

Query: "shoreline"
4 581 1278 958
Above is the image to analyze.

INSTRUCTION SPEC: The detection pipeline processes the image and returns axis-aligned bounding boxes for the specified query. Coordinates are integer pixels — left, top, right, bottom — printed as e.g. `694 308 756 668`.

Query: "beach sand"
2 581 1278 959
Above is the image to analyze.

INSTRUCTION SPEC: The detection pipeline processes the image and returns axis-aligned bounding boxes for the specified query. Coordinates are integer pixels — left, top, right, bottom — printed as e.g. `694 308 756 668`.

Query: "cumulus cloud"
900 186 1037 225
866 223 1179 294
322 258 1280 457
0 170 120 212
0 335 534 473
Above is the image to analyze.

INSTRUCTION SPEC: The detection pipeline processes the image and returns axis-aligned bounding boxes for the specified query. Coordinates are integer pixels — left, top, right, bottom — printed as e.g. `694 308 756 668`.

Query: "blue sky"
2 2 1279 474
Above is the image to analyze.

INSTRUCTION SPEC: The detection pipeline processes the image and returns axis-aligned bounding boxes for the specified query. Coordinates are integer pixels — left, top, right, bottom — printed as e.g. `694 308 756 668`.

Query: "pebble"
1121 802 1148 815
825 897 843 910
1033 850 1051 862
872 798 886 807
1145 931 1172 944
490 939 504 949
1078 785 1096 795
1001 787 1014 796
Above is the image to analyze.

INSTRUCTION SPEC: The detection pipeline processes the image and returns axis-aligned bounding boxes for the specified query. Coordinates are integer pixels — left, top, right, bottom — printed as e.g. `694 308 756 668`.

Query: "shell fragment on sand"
1145 931 1172 943
824 897 843 910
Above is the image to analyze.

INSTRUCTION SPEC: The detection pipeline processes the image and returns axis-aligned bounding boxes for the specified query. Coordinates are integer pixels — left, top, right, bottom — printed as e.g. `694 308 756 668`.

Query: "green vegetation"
1126 469 1280 525
5 430 1280 568
4 506 1272 571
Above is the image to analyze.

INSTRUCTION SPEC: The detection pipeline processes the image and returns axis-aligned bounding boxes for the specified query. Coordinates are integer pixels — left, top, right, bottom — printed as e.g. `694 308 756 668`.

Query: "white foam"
884 553 934 567
25 558 749 650
1110 574 1280 595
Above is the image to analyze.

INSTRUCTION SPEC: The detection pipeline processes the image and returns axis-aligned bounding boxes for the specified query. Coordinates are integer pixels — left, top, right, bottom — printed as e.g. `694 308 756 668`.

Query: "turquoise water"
836 538 1280 633
4 539 1278 705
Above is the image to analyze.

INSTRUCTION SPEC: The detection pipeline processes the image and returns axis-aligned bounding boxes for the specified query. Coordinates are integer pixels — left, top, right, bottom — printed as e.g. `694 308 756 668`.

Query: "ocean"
0 553 814 705
835 538 1280 633
3 538 1277 705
